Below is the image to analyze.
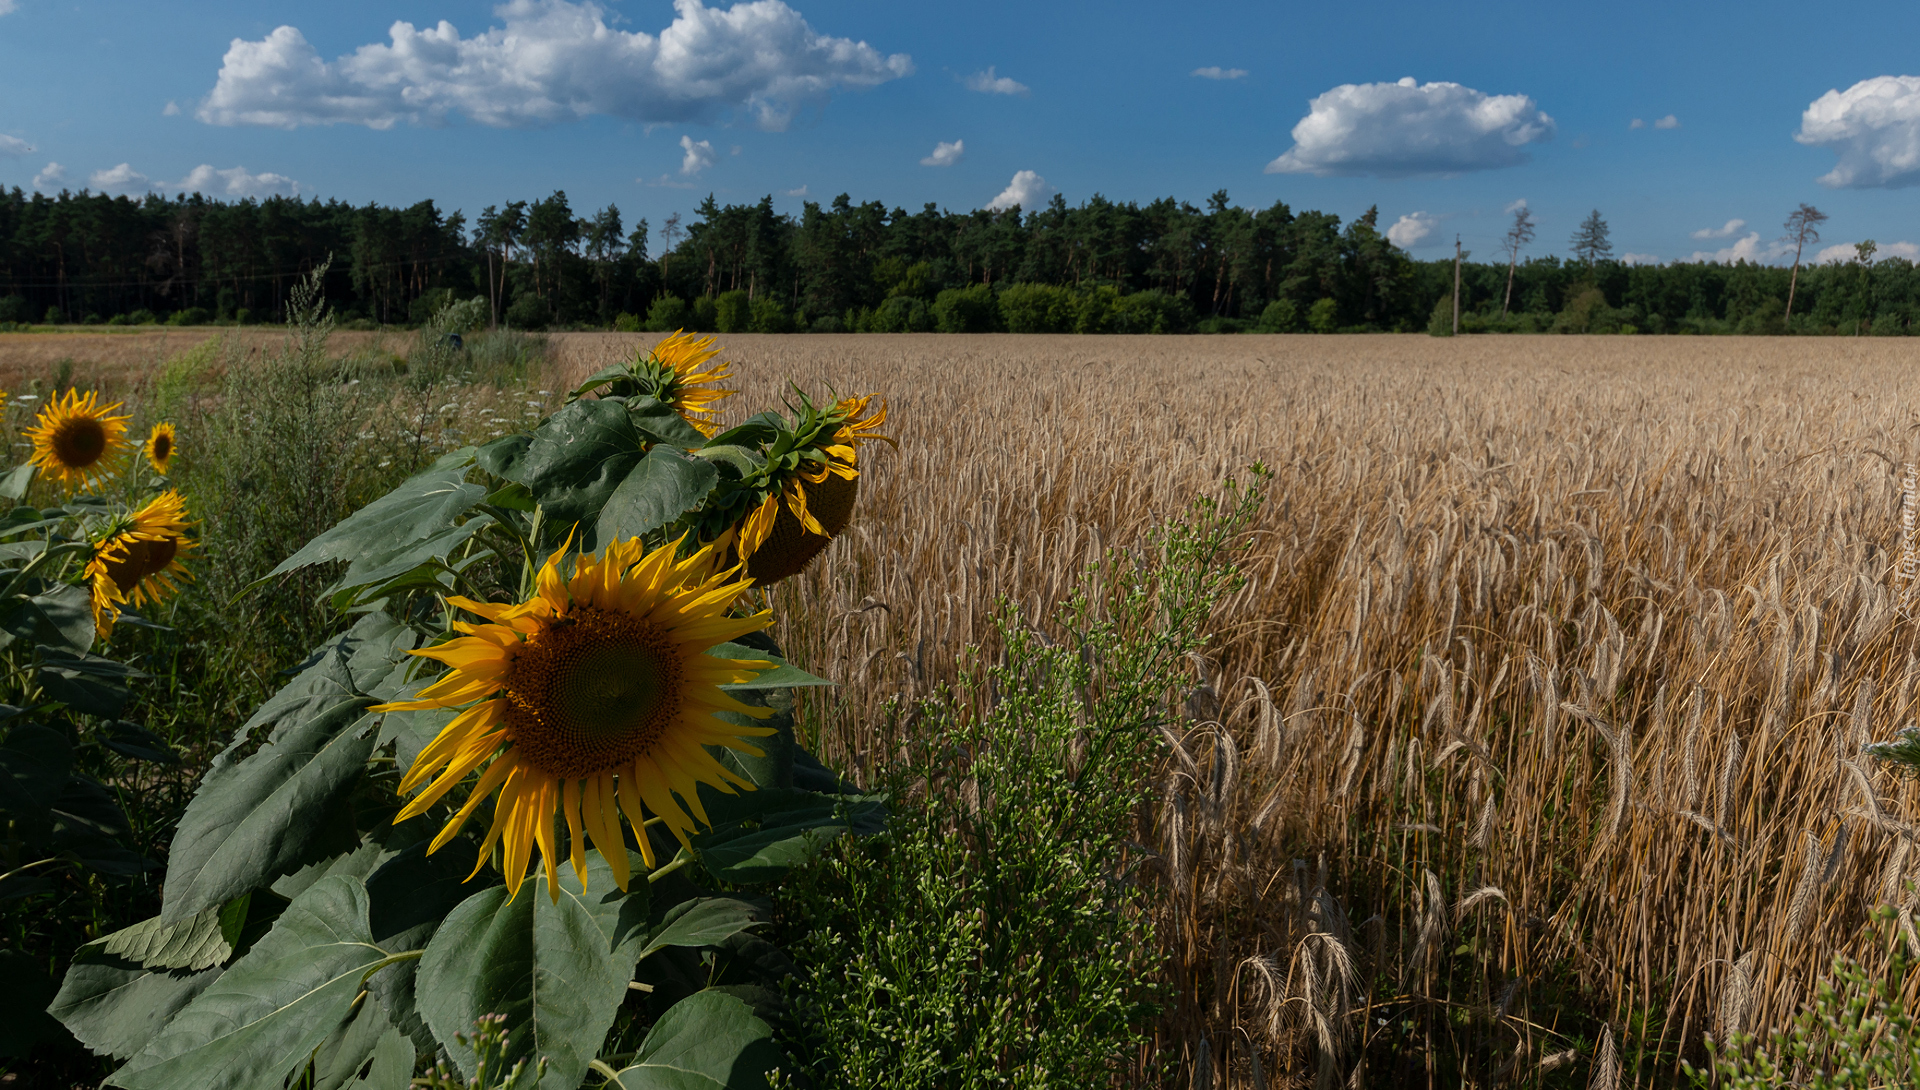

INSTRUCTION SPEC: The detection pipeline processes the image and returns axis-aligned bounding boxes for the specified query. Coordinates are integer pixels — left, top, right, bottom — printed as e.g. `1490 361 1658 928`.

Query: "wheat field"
551 332 1920 1087
8 327 1916 1086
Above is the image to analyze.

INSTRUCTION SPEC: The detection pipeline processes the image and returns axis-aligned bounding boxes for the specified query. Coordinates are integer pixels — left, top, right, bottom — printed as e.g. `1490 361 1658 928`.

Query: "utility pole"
1452 235 1462 336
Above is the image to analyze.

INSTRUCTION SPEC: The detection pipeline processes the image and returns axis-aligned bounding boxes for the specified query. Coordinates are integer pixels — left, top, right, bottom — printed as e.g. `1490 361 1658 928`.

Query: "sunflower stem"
645 853 690 883
358 948 425 985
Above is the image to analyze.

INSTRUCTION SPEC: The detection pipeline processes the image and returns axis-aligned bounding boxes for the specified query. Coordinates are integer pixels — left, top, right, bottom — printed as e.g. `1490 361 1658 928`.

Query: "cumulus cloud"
1654 114 1679 129
1621 253 1662 266
1815 240 1920 263
679 134 717 175
163 101 181 116
1688 232 1790 265
964 66 1028 96
1630 117 1645 129
198 0 913 133
31 162 64 190
985 169 1052 212
89 163 154 194
1264 77 1554 177
0 134 32 157
1690 218 1746 240
0 1 16 15
920 138 963 166
1386 211 1438 248
1192 66 1247 80
1796 76 1920 188
785 184 808 197
175 164 299 197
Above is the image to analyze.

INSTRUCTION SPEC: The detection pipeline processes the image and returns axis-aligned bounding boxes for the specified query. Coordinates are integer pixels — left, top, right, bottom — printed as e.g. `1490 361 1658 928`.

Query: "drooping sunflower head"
144 422 177 475
725 392 893 586
372 534 778 902
635 331 735 437
85 489 195 640
25 389 132 490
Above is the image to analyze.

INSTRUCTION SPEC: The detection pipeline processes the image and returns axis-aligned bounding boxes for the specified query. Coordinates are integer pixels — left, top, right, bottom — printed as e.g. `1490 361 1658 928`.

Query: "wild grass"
550 331 1920 1087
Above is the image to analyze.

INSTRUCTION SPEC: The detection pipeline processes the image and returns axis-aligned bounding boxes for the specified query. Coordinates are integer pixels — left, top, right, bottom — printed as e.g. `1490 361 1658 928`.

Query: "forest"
0 184 1913 335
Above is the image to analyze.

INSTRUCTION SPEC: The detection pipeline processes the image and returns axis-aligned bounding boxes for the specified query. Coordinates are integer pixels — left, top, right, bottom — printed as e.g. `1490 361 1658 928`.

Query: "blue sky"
3 0 1919 266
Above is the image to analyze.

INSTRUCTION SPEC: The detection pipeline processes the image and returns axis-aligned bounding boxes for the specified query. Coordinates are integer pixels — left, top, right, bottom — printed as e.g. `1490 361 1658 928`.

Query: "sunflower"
144 423 176 475
25 389 132 490
734 395 891 585
373 534 778 901
85 490 195 639
638 331 735 437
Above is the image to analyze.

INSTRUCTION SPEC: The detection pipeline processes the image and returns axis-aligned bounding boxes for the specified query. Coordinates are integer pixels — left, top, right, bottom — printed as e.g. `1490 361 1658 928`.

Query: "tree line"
0 184 1912 335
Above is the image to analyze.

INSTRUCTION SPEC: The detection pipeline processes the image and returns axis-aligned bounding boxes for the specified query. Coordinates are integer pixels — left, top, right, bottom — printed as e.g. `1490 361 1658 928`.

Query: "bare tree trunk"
1502 256 1517 319
1452 237 1462 336
1784 239 1805 329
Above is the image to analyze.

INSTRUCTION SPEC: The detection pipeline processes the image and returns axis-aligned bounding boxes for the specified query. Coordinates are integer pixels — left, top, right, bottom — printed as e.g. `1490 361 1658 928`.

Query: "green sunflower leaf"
160 619 408 922
706 645 833 690
690 793 887 884
415 868 634 1090
625 395 710 449
107 876 393 1090
636 898 764 961
50 956 223 1061
595 445 719 546
265 447 483 581
606 990 784 1090
508 398 648 534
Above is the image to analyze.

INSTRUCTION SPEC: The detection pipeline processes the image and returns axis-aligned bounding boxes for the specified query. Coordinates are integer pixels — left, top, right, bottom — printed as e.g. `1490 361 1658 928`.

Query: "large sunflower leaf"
625 395 710 449
509 398 648 531
607 990 784 1090
689 793 886 885
160 621 408 921
415 869 634 1090
50 954 223 1061
266 448 483 580
595 445 719 545
85 902 236 972
108 876 392 1090
326 518 490 600
707 644 833 691
312 992 405 1090
636 898 765 962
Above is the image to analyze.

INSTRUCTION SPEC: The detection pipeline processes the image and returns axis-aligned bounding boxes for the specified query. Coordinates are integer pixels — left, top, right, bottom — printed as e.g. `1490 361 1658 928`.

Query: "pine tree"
1569 209 1612 265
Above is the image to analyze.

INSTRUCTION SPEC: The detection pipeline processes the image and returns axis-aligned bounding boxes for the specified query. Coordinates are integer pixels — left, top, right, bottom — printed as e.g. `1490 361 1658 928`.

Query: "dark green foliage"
646 295 689 332
715 290 751 334
776 475 1262 1087
931 285 999 332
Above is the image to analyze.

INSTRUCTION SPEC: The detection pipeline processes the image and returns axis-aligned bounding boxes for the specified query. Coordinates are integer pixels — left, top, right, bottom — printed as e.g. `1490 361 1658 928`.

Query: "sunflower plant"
52 334 889 1089
0 391 197 1058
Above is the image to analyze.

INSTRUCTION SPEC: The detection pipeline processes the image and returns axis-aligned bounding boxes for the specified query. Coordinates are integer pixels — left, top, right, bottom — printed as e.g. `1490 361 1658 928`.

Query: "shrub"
0 296 26 324
167 307 210 327
1307 296 1340 333
810 314 845 333
932 284 1000 332
1114 289 1193 334
1255 298 1300 333
998 282 1075 333
1075 285 1119 333
504 292 549 330
691 295 718 332
613 311 642 332
1427 294 1456 336
645 295 689 332
127 308 156 325
715 289 751 333
750 297 794 333
869 295 933 333
44 306 66 325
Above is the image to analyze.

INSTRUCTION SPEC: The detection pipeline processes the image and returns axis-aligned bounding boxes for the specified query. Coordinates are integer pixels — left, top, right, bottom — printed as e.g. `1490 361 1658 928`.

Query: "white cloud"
1630 118 1645 129
175 163 299 197
0 134 32 157
31 162 63 190
785 184 808 197
163 101 181 116
1654 114 1679 129
920 138 963 166
679 134 716 176
0 1 16 15
1264 77 1554 177
1192 66 1247 81
1688 232 1791 265
1503 197 1528 214
1690 218 1746 240
1815 240 1920 264
1797 75 1920 188
1386 211 1438 248
964 66 1028 96
1621 253 1662 266
985 169 1052 211
198 0 913 133
89 163 154 194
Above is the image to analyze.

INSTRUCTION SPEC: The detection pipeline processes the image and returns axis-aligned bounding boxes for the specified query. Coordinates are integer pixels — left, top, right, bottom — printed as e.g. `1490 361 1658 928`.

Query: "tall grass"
546 332 1920 1087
